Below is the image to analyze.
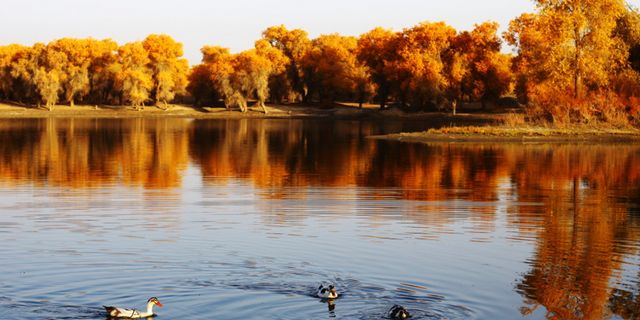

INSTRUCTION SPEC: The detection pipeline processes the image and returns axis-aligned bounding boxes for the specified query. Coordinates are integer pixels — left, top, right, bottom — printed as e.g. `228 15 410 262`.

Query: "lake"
0 118 638 319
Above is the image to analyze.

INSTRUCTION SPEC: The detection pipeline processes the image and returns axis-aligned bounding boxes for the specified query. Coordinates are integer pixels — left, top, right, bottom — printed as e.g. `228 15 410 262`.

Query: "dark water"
0 118 639 320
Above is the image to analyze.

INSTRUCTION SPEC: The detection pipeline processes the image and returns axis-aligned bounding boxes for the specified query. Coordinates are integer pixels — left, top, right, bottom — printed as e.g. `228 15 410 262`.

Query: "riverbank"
0 102 501 123
371 125 640 143
3 102 639 142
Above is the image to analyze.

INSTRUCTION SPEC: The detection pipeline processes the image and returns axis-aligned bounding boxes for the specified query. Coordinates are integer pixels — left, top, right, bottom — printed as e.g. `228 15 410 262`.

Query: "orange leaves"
506 0 640 124
190 41 282 113
261 25 311 102
301 34 364 104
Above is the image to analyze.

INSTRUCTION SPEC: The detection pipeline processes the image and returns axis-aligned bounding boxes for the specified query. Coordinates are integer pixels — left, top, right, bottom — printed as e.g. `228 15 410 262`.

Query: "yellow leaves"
115 42 153 107
511 0 630 101
254 39 289 74
33 67 61 108
261 25 311 102
301 34 363 102
142 34 188 105
143 34 183 63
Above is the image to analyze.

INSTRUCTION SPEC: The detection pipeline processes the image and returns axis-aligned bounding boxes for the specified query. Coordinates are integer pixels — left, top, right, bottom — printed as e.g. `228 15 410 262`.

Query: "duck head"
389 305 411 319
328 285 338 299
317 284 339 299
147 297 164 308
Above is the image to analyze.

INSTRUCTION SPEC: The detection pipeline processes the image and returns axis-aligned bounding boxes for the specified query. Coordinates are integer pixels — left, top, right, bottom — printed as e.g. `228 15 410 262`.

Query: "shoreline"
0 102 501 122
370 127 640 143
3 103 639 142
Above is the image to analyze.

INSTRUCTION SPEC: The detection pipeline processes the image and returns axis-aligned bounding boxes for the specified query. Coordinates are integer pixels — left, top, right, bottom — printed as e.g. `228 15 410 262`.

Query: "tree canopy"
1 4 640 125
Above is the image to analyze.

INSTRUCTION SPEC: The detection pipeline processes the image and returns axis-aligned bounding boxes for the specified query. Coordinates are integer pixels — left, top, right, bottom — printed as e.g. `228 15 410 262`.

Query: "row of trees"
0 23 513 113
1 1 640 124
188 23 513 112
0 35 188 109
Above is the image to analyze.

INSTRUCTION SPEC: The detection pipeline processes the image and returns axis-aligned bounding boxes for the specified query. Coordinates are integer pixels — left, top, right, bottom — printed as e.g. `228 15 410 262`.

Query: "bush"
525 85 636 127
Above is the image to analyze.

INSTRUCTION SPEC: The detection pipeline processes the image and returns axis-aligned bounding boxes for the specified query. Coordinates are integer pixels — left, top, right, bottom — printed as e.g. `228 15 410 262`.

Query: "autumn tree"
111 42 153 108
506 0 628 100
302 34 369 105
448 22 513 109
187 64 218 106
83 39 118 105
357 27 399 109
48 39 92 106
190 42 285 113
391 21 457 110
193 46 234 108
253 39 288 111
29 44 68 109
262 25 310 102
142 34 189 109
0 45 29 101
226 49 279 113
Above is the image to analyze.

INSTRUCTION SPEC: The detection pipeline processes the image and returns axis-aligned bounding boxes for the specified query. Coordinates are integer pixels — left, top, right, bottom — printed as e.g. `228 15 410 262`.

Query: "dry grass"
426 124 640 137
502 112 526 127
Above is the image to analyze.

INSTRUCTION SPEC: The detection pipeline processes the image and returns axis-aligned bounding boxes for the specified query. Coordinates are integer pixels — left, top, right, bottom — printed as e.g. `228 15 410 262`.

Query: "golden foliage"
0 9 638 124
143 34 189 108
113 42 153 108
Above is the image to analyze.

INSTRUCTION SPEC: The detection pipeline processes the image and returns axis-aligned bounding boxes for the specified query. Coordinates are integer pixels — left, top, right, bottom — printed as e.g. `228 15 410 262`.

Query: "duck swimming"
316 284 338 299
388 305 411 319
103 297 163 318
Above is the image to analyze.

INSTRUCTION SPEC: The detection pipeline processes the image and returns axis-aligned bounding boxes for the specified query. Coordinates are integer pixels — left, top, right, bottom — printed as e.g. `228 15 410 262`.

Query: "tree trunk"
573 25 582 99
260 101 268 114
379 85 389 109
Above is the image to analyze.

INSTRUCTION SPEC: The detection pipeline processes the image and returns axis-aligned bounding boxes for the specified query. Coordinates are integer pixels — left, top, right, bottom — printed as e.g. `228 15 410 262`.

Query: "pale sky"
1 0 639 64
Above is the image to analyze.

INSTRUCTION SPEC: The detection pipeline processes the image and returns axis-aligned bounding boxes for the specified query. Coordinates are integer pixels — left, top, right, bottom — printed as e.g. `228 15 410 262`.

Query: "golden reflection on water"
0 118 639 319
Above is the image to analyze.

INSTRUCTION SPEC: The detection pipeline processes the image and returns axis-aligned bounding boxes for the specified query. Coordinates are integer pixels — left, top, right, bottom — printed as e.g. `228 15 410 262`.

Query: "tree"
198 46 234 109
0 44 28 101
449 22 513 108
112 42 153 108
357 27 399 108
86 39 118 104
302 34 364 105
391 21 457 110
48 38 90 107
506 0 628 100
142 34 189 109
187 64 218 106
262 25 310 102
33 43 67 109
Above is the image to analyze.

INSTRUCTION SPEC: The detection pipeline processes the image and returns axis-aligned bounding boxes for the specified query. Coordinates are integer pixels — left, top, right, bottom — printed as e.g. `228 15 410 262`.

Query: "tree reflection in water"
0 118 638 318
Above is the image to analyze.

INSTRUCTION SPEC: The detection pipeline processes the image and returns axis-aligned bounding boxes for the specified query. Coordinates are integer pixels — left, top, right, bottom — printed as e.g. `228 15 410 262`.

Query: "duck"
388 305 411 319
103 297 163 318
316 284 338 299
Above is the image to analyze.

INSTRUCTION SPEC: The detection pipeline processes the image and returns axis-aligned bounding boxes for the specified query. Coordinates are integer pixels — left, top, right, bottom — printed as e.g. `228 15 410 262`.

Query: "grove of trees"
1 0 639 125
0 35 188 110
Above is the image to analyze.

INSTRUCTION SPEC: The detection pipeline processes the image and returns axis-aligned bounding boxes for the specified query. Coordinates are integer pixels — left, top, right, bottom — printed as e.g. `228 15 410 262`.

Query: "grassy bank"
372 124 640 143
0 102 501 123
0 102 348 119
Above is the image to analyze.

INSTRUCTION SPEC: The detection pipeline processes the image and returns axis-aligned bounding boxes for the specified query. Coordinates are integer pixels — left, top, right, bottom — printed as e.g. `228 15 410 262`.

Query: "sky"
1 0 639 64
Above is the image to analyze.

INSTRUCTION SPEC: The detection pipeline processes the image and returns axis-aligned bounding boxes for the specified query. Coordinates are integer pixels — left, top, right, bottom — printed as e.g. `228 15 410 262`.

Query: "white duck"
103 297 163 318
316 284 338 299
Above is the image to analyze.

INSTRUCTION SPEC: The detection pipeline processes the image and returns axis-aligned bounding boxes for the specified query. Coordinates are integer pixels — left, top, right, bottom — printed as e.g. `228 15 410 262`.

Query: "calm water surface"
0 118 639 319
